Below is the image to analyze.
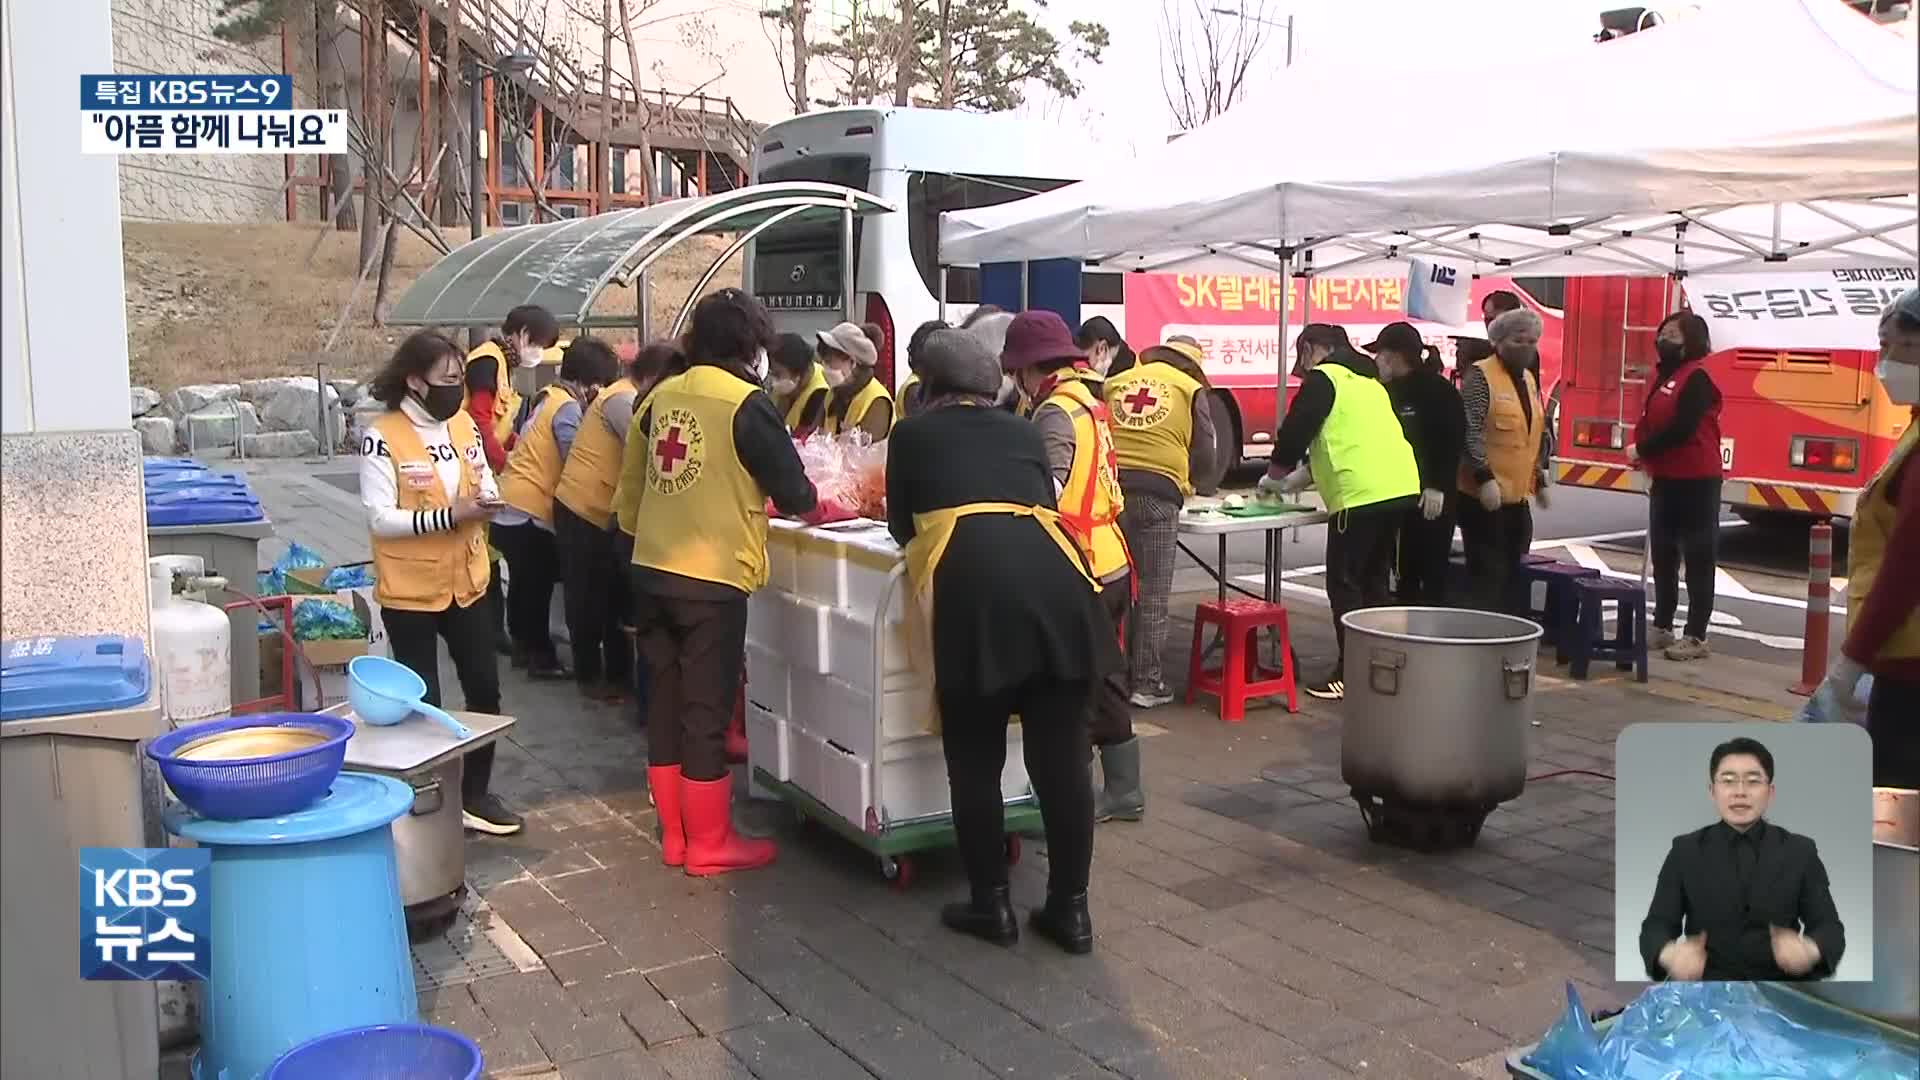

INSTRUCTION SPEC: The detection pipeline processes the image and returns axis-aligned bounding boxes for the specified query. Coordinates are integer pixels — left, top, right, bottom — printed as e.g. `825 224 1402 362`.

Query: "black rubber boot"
1029 892 1093 955
941 885 1018 947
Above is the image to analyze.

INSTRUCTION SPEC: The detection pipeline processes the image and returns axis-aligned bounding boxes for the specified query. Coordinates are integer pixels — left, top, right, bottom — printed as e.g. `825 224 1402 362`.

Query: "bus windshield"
754 154 870 313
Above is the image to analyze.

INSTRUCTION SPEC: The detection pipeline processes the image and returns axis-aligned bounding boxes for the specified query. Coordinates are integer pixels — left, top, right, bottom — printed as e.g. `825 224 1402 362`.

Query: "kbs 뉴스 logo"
1112 379 1173 429
647 409 706 495
80 848 211 981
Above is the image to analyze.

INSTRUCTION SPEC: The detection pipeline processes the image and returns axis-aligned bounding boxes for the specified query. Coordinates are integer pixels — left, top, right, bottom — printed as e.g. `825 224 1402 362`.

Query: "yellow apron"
900 500 1100 734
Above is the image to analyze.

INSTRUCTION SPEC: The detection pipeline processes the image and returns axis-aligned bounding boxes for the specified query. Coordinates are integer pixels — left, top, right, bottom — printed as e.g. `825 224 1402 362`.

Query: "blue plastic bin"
265 1024 481 1080
168 772 418 1080
0 635 150 721
145 486 266 527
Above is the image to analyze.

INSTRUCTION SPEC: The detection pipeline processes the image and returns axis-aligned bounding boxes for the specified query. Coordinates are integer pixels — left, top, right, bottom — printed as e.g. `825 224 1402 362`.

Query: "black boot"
941 885 1017 947
1029 892 1093 955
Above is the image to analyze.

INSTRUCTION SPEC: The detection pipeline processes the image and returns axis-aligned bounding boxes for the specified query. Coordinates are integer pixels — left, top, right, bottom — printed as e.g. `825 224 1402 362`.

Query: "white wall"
2 0 133 435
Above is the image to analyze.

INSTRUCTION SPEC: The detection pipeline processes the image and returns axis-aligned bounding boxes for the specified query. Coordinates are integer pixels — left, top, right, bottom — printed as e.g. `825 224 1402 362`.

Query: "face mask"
1878 357 1920 405
752 348 770 381
823 365 850 389
1498 345 1538 369
517 346 545 369
769 375 799 397
1656 340 1685 365
412 383 464 422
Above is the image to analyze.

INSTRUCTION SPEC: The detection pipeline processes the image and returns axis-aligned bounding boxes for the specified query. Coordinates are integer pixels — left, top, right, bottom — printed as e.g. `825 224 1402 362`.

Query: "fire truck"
1551 276 1912 521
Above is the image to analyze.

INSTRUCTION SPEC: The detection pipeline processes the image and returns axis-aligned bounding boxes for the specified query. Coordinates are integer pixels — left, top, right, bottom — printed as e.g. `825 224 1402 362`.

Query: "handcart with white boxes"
744 519 1042 889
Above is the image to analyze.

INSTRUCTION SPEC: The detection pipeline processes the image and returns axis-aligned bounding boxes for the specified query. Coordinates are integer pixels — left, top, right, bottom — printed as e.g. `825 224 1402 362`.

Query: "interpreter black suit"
1637 819 1846 982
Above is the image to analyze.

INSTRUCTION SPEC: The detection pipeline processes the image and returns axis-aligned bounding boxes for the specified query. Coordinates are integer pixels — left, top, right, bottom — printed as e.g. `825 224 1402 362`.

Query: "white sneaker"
1665 636 1711 662
1129 687 1175 709
1305 678 1345 701
1651 627 1678 651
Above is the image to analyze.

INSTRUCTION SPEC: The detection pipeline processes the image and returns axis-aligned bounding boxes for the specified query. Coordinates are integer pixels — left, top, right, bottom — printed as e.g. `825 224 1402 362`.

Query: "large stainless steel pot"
1805 788 1919 1028
1340 607 1543 810
391 758 465 909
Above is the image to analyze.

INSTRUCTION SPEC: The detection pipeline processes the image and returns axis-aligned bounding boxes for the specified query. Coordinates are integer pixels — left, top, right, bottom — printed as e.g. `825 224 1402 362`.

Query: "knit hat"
1000 309 1086 372
917 329 1003 397
816 321 878 367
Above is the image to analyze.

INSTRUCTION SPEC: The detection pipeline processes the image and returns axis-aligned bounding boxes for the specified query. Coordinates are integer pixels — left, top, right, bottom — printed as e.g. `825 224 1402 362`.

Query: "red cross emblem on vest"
655 426 690 474
1123 386 1159 415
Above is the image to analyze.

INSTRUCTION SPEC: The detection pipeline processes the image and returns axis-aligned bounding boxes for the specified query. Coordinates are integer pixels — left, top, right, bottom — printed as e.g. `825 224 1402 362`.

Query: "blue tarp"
1524 981 1917 1080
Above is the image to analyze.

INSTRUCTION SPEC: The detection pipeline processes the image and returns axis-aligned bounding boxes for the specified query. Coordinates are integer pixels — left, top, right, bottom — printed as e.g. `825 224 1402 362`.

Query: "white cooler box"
788 523 900 613
791 669 932 759
744 641 792 718
790 728 1032 828
745 701 792 781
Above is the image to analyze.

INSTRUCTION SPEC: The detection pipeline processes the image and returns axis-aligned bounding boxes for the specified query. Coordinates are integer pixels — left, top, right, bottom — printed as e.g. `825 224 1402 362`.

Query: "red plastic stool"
1186 599 1298 722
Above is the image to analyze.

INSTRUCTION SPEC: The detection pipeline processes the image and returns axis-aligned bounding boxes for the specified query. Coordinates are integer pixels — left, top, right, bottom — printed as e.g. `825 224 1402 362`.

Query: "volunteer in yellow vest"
1812 288 1920 788
552 340 679 706
625 289 818 878
359 331 521 836
765 332 829 436
888 329 1121 954
463 305 562 655
1456 308 1556 618
1259 323 1422 701
492 338 618 680
1000 310 1143 826
1106 337 1218 725
897 319 949 420
817 321 895 439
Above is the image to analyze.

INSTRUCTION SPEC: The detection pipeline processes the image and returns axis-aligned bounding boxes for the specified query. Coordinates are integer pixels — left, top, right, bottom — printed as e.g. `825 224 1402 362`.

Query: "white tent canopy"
938 0 1918 278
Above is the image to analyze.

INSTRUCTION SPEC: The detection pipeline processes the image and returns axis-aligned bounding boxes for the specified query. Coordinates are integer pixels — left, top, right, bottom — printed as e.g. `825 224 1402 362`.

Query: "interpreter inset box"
1614 722 1873 983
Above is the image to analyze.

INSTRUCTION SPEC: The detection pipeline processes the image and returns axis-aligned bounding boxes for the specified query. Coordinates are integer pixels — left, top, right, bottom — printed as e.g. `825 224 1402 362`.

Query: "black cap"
1364 321 1425 356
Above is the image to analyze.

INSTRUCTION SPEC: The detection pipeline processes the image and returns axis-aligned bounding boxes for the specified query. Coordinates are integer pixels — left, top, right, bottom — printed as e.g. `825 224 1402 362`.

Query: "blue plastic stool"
168 772 418 1080
1565 577 1649 683
1516 561 1600 653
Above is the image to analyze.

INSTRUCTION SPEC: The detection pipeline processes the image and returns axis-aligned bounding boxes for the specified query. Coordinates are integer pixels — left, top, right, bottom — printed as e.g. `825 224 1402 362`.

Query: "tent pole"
841 207 856 323
937 263 947 323
1294 252 1315 545
1270 246 1295 601
637 271 650 340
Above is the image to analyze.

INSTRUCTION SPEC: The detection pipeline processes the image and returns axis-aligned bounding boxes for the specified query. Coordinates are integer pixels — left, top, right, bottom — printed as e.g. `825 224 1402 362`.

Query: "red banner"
1124 272 1564 393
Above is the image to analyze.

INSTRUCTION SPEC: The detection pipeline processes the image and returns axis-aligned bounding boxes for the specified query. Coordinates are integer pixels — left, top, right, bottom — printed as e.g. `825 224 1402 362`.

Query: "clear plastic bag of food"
788 433 885 524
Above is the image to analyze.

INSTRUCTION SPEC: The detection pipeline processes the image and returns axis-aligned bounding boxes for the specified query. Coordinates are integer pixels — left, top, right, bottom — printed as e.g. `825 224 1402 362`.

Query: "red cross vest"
1639 359 1724 480
627 366 772 593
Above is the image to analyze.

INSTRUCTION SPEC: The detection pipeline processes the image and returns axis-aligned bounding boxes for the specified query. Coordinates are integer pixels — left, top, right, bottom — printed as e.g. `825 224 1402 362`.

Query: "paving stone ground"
166 460 1802 1079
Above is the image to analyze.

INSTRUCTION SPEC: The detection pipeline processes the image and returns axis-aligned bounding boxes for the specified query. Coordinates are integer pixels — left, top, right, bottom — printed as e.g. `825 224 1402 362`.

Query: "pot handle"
1503 659 1533 701
1369 649 1406 696
410 777 444 817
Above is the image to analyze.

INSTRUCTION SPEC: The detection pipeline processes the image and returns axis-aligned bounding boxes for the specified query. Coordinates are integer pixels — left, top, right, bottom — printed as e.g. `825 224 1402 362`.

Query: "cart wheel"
1004 834 1022 866
881 854 916 891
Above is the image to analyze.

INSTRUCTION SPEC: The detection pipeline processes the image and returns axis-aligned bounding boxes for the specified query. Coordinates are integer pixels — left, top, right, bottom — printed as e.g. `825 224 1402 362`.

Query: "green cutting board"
1216 501 1311 518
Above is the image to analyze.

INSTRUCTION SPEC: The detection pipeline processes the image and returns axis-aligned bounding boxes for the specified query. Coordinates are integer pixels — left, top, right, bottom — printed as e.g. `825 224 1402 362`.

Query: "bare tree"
760 0 811 114
1160 0 1272 131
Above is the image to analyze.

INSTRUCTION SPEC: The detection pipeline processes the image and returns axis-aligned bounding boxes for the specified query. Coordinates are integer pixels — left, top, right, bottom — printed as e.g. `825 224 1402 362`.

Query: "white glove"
1279 466 1313 494
1477 479 1503 512
1533 472 1553 511
1256 471 1288 498
1419 489 1445 521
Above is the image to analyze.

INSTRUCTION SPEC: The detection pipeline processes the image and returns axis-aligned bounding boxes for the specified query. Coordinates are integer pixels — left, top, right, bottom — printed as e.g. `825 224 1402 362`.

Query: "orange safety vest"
498 384 573 524
553 377 636 529
1037 370 1133 594
368 411 491 612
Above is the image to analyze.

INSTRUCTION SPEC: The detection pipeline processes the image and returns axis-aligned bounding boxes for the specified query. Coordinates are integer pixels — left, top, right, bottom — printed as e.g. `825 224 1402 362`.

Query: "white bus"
745 106 1127 391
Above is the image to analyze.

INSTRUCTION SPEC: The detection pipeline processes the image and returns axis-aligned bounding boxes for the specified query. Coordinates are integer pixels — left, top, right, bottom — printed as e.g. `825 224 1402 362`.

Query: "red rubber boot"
724 682 749 764
681 773 776 877
647 765 685 868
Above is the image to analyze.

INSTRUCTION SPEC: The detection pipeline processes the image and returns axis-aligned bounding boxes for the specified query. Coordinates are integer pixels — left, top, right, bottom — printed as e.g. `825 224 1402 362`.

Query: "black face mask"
413 383 464 422
1656 340 1686 365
